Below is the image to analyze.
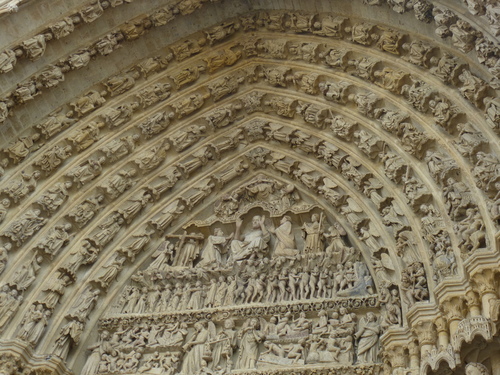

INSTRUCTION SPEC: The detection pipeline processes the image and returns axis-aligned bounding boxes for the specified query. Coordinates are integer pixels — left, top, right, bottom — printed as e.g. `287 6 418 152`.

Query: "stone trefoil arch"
0 1 499 375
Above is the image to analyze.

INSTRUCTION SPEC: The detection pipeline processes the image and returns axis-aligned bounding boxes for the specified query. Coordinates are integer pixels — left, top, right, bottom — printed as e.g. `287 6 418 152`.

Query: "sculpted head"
465 363 489 375
252 215 262 229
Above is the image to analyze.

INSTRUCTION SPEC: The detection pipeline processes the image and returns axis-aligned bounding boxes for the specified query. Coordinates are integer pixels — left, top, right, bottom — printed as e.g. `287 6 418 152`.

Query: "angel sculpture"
180 321 216 374
147 240 175 271
339 198 368 230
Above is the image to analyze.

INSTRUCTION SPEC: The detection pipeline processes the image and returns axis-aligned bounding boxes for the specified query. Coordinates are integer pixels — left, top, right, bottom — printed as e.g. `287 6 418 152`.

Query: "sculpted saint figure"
171 232 204 268
236 318 265 369
5 133 40 164
66 157 105 187
36 223 73 257
67 194 104 228
34 144 72 173
181 321 213 375
302 213 323 253
355 312 380 363
36 181 73 214
229 215 270 262
52 320 84 360
269 216 298 257
0 49 19 73
197 228 233 268
65 121 105 151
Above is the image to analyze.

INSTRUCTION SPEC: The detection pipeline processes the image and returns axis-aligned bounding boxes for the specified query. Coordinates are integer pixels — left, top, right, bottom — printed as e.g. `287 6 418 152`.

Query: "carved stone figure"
4 133 40 164
301 214 324 253
167 232 204 267
327 115 357 140
135 82 172 108
147 240 174 271
0 49 19 73
99 134 140 162
182 178 216 209
229 215 270 262
33 144 72 174
450 20 480 53
198 228 233 268
237 318 265 369
180 321 214 374
400 262 429 306
149 199 185 233
13 79 40 104
1 170 40 203
66 157 105 187
36 223 73 258
40 274 72 309
17 304 51 346
0 287 23 330
425 150 459 185
355 312 380 363
66 121 105 151
95 33 122 56
52 320 84 360
89 214 124 249
99 169 137 199
37 110 76 139
50 17 75 39
70 91 107 118
0 243 10 275
61 240 99 275
348 23 378 45
119 228 155 262
22 34 51 61
67 49 94 70
37 64 65 88
100 103 139 129
138 111 175 139
376 28 403 54
269 216 298 257
147 167 182 200
118 191 151 224
11 254 43 290
67 194 104 228
2 209 47 246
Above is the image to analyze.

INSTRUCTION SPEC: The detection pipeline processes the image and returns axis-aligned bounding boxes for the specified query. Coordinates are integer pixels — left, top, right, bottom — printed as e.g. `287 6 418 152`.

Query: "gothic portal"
0 1 499 375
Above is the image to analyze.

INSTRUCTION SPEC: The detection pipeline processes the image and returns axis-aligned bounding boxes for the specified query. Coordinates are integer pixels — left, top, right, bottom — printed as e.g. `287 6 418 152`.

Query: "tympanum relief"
88 176 383 375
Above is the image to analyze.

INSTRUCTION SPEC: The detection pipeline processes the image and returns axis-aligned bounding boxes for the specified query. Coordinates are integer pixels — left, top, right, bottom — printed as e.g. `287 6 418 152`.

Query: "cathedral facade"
0 0 499 374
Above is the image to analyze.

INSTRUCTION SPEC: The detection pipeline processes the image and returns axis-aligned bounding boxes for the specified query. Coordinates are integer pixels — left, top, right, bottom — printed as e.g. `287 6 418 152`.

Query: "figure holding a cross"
169 231 204 267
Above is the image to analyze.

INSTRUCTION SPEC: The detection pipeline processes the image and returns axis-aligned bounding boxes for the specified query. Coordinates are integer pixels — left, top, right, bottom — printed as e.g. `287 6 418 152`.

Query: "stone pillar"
434 316 449 349
407 341 420 369
472 270 498 319
412 321 436 358
465 289 482 317
441 297 465 337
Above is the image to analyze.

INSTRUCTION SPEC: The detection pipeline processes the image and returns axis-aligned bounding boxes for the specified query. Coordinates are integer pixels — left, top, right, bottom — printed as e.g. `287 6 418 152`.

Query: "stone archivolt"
0 1 499 375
